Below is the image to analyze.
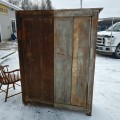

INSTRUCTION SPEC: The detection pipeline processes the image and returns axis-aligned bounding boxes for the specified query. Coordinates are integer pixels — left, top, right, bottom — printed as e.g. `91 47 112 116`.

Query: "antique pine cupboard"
16 8 102 116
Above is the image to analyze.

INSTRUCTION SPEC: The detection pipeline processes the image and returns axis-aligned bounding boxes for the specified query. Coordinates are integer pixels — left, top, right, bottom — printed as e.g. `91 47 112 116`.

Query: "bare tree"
32 0 41 10
33 4 39 10
8 0 21 6
21 0 32 10
40 0 53 10
7 0 53 10
40 0 46 10
21 0 26 10
46 0 52 10
8 0 13 3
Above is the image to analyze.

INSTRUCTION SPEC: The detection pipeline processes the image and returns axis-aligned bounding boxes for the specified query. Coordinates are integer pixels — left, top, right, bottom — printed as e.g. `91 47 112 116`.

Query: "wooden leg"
0 83 2 89
5 84 9 102
86 108 92 116
86 111 92 116
13 83 15 89
0 83 2 93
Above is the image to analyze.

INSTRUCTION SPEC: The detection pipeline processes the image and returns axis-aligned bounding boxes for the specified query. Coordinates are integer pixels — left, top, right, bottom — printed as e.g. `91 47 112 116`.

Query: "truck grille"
97 36 105 46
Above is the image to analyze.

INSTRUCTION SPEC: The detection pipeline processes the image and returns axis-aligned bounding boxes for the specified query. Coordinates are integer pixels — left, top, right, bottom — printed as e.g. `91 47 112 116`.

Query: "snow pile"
0 42 120 120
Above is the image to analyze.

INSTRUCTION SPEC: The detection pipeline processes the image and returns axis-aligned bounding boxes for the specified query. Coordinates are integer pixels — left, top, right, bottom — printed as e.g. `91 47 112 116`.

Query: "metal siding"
0 7 15 40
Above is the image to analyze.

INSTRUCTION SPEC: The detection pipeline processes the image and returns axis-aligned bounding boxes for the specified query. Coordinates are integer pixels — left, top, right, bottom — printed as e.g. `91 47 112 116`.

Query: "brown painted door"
17 11 54 104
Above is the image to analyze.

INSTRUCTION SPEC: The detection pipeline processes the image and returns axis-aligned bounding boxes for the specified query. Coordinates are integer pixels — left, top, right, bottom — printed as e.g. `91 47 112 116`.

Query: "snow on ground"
0 51 19 70
94 55 120 120
0 41 120 120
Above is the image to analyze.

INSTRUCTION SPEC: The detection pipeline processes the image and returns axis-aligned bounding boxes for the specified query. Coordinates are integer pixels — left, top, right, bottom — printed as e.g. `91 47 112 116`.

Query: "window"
11 19 16 33
0 24 2 42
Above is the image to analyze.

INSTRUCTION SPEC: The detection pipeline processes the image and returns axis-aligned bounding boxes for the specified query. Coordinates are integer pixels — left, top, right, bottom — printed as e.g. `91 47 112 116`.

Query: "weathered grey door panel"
71 17 91 107
54 18 73 104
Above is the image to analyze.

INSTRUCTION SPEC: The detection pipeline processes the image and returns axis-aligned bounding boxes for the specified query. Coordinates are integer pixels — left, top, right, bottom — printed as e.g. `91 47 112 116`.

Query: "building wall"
0 4 16 41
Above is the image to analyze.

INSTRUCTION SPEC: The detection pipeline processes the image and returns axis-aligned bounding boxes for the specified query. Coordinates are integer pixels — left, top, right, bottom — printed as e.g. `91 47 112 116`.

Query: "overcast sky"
52 0 120 18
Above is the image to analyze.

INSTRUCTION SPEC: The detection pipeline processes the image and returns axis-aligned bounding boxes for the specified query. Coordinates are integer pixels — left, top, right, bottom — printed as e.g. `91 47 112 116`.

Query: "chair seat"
0 65 21 102
2 74 20 84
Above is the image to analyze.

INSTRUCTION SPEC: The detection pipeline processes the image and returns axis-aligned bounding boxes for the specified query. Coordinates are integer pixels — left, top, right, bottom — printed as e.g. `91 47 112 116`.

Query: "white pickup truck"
96 22 120 59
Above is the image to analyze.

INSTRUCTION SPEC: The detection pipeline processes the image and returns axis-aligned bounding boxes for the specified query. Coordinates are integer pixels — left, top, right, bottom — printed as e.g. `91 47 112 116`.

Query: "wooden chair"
0 65 21 102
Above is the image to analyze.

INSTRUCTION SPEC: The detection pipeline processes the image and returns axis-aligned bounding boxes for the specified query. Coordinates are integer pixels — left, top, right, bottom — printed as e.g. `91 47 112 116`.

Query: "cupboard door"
54 18 73 104
40 18 54 103
23 18 42 100
71 17 91 107
18 11 54 104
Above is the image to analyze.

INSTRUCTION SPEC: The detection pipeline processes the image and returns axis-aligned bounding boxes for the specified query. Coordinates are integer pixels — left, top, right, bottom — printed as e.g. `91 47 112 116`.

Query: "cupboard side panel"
86 12 98 116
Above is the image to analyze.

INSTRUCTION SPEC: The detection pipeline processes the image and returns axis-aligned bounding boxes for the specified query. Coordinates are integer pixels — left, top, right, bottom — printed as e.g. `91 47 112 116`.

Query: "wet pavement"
0 40 18 50
0 40 18 68
0 40 120 120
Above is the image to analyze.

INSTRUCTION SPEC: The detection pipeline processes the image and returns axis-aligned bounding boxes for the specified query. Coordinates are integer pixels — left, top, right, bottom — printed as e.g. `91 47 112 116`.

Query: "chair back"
0 65 9 84
0 65 20 84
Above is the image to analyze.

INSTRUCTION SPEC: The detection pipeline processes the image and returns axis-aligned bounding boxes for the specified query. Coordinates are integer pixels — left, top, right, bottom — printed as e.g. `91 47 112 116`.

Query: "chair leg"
13 83 15 89
0 83 3 92
5 84 9 102
0 83 2 89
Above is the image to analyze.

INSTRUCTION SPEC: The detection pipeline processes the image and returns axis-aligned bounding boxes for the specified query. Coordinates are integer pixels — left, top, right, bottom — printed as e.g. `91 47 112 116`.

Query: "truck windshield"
107 22 120 31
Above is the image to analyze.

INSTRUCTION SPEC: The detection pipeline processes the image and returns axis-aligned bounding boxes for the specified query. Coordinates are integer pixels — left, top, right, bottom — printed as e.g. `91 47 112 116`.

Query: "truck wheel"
114 44 120 59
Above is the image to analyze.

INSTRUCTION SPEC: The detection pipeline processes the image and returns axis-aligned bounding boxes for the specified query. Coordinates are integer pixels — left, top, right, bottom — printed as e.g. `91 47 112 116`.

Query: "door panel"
41 18 54 102
71 17 91 107
54 18 73 104
20 12 54 103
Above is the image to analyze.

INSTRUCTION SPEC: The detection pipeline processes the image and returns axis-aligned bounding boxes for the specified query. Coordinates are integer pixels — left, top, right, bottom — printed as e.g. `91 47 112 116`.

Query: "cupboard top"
16 8 103 18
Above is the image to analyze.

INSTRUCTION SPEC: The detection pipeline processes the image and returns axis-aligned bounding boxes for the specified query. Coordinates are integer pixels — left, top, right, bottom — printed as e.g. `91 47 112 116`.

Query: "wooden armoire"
16 8 102 115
